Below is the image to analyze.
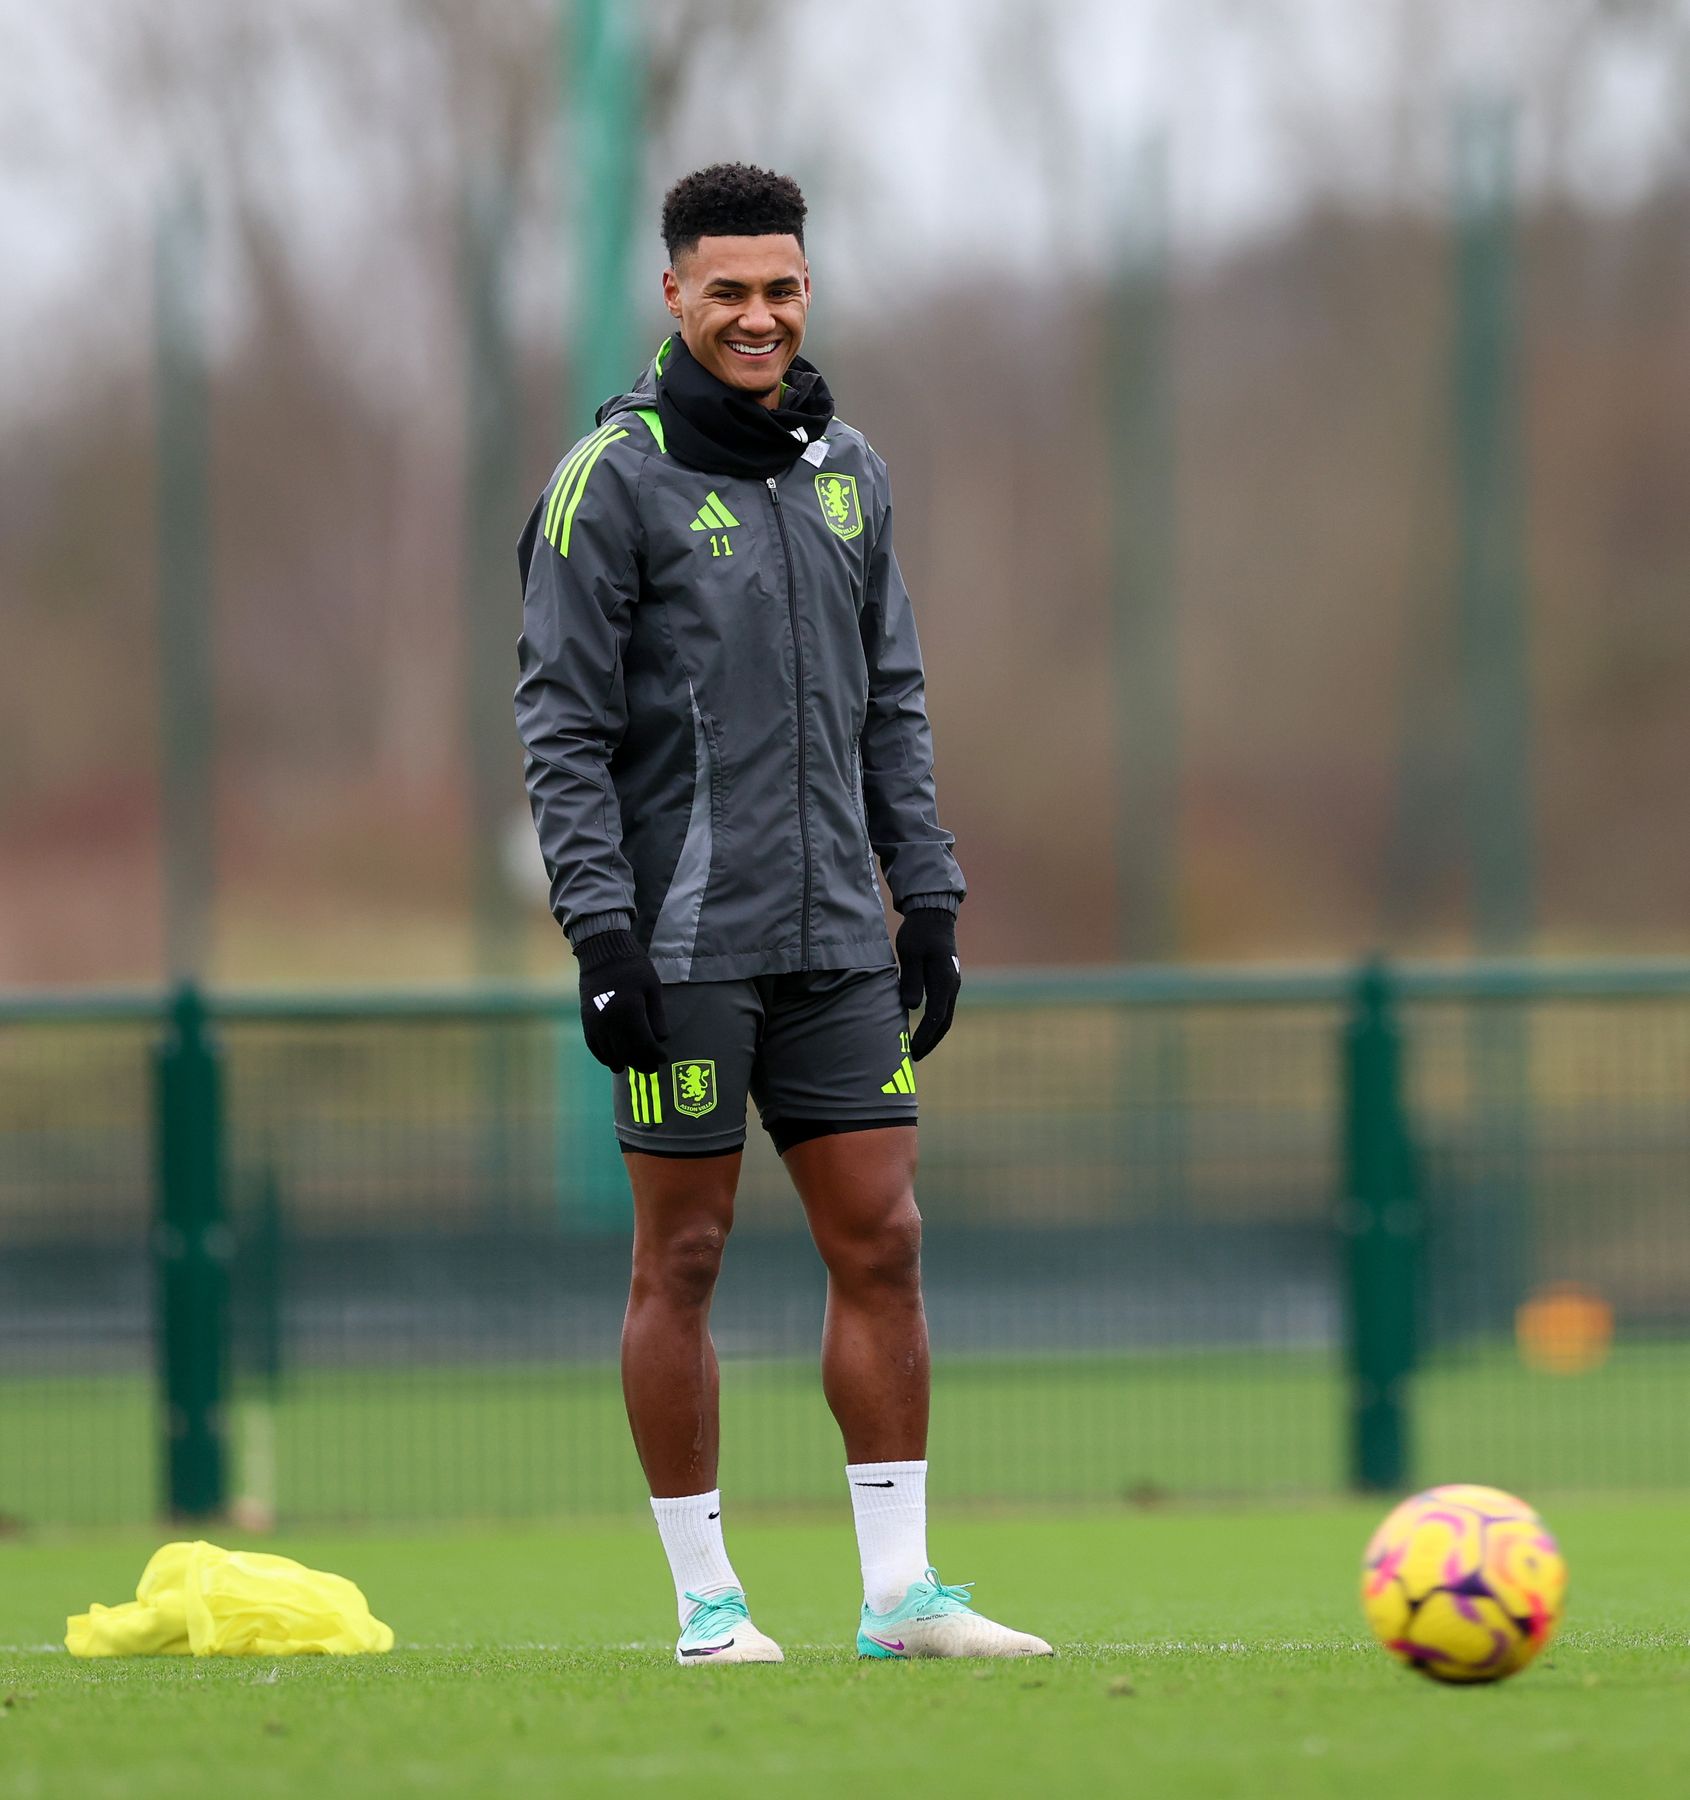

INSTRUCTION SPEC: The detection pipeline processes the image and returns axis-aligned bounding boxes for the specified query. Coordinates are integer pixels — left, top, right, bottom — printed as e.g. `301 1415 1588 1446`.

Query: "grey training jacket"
514 350 965 983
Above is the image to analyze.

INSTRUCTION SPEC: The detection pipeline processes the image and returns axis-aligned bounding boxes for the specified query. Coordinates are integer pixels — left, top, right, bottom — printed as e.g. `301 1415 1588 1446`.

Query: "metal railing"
3 957 1688 1526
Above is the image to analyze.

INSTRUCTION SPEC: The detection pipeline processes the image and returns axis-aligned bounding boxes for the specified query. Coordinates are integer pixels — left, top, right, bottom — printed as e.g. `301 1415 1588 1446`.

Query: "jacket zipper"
767 476 811 969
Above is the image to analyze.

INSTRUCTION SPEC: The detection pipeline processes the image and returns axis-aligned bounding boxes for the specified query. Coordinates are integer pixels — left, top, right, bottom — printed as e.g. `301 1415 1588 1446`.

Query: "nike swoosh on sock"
853 1480 896 1488
708 1510 720 1519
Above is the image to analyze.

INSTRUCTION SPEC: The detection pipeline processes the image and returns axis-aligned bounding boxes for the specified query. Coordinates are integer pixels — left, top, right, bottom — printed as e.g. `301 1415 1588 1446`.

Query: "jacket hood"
593 352 660 429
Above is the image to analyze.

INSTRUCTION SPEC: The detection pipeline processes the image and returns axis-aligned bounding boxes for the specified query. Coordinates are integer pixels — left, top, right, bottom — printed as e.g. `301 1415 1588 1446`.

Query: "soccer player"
515 163 1051 1665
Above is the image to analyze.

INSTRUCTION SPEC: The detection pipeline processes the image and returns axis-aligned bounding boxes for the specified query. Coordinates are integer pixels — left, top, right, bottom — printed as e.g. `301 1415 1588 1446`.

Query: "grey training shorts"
613 966 918 1156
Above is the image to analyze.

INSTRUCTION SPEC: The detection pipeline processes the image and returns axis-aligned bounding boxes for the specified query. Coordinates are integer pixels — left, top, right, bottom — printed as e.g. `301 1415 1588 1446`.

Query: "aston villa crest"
672 1059 718 1118
814 472 863 541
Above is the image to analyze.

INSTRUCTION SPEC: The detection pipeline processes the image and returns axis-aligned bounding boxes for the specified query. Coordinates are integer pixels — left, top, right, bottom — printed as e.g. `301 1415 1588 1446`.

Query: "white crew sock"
650 1490 742 1628
846 1459 930 1614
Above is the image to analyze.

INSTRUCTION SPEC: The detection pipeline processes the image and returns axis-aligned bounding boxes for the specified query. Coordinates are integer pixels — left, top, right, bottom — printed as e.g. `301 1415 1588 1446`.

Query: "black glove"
575 930 669 1074
895 904 962 1061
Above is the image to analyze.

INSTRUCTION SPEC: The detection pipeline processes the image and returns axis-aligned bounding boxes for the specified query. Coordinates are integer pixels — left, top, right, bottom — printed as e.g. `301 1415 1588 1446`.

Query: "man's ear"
661 266 683 319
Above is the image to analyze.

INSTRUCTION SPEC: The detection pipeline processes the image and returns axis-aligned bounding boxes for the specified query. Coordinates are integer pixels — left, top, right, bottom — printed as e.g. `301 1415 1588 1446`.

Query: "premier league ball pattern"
1361 1484 1566 1683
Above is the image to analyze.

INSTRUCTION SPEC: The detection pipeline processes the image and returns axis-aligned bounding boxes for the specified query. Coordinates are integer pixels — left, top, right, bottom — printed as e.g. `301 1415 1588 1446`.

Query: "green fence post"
1342 959 1421 1493
1106 132 1180 963
155 174 215 980
1453 94 1534 955
154 982 230 1519
565 0 643 434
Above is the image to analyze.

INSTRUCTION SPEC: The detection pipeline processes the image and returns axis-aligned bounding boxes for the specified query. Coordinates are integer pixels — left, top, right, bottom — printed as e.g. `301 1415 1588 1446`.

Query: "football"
1361 1484 1566 1683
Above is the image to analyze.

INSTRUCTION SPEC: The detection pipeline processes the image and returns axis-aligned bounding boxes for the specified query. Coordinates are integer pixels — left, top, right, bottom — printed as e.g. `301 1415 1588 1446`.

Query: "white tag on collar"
801 436 830 467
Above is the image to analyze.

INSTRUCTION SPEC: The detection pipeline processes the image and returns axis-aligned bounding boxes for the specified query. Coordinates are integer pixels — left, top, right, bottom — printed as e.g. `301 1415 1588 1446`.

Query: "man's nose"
737 296 776 335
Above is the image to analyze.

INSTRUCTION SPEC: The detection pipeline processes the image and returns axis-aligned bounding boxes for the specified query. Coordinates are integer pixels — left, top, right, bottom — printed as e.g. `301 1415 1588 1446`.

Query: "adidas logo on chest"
690 490 740 557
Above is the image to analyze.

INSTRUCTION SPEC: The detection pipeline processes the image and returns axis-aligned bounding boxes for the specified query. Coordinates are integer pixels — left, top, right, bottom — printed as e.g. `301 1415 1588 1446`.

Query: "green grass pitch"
2 1502 1687 1798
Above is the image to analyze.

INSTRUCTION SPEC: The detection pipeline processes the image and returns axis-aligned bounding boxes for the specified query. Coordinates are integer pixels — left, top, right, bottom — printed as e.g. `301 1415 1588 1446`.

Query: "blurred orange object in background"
1516 1282 1614 1375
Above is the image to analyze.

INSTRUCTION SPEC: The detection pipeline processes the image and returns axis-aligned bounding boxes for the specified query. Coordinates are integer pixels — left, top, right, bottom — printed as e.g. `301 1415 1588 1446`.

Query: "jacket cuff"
900 892 961 916
572 928 644 973
566 910 633 946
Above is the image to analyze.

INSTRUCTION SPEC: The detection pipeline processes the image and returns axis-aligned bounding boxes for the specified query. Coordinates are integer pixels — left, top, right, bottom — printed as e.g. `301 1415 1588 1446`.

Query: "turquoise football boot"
675 1588 783 1665
857 1569 1054 1659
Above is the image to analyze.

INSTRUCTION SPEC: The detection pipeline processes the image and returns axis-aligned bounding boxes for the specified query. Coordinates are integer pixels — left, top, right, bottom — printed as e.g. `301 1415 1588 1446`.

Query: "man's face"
662 235 810 404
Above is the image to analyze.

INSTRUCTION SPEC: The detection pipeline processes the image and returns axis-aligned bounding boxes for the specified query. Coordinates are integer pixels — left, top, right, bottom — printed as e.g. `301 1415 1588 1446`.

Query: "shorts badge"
673 1059 718 1118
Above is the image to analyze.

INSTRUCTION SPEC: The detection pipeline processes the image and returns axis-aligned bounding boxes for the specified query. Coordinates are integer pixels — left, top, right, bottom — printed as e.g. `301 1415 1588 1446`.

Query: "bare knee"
819 1196 922 1297
633 1216 731 1310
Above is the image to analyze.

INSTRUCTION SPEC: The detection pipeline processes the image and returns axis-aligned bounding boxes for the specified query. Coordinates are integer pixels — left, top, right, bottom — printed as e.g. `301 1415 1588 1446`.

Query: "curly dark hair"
661 162 807 260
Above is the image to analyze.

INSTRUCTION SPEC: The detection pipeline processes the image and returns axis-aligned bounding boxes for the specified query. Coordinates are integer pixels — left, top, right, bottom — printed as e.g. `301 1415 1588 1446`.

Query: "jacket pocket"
851 753 879 884
649 684 719 970
702 710 726 834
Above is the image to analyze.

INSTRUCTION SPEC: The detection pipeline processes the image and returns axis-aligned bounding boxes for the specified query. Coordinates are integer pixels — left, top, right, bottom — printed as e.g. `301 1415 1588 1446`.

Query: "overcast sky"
1 0 1686 406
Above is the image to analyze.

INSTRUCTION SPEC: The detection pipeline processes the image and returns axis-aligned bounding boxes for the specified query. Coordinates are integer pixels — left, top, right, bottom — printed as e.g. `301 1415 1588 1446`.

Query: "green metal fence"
2 960 1688 1529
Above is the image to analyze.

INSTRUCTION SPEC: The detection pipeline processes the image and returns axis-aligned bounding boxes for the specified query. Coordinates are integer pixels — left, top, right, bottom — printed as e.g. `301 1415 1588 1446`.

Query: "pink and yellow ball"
1361 1483 1566 1683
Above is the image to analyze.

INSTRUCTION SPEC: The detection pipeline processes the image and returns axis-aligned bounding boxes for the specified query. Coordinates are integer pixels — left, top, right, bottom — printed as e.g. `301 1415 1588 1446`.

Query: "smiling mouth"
725 339 780 359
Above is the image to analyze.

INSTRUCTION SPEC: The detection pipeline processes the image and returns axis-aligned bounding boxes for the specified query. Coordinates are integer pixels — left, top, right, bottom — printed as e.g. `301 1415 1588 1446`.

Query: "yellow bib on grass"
67 1540 394 1657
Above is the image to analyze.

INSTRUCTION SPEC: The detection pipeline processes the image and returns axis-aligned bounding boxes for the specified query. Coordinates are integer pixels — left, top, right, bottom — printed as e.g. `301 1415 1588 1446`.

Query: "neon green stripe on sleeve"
633 407 666 454
545 426 603 543
545 423 614 545
556 430 629 557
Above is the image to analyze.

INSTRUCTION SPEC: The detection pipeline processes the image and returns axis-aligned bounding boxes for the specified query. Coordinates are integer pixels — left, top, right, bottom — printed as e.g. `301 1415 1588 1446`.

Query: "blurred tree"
4 0 1690 981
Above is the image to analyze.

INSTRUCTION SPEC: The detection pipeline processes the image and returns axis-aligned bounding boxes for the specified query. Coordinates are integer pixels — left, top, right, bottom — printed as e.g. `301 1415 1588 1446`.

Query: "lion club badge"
813 471 864 541
672 1059 718 1118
